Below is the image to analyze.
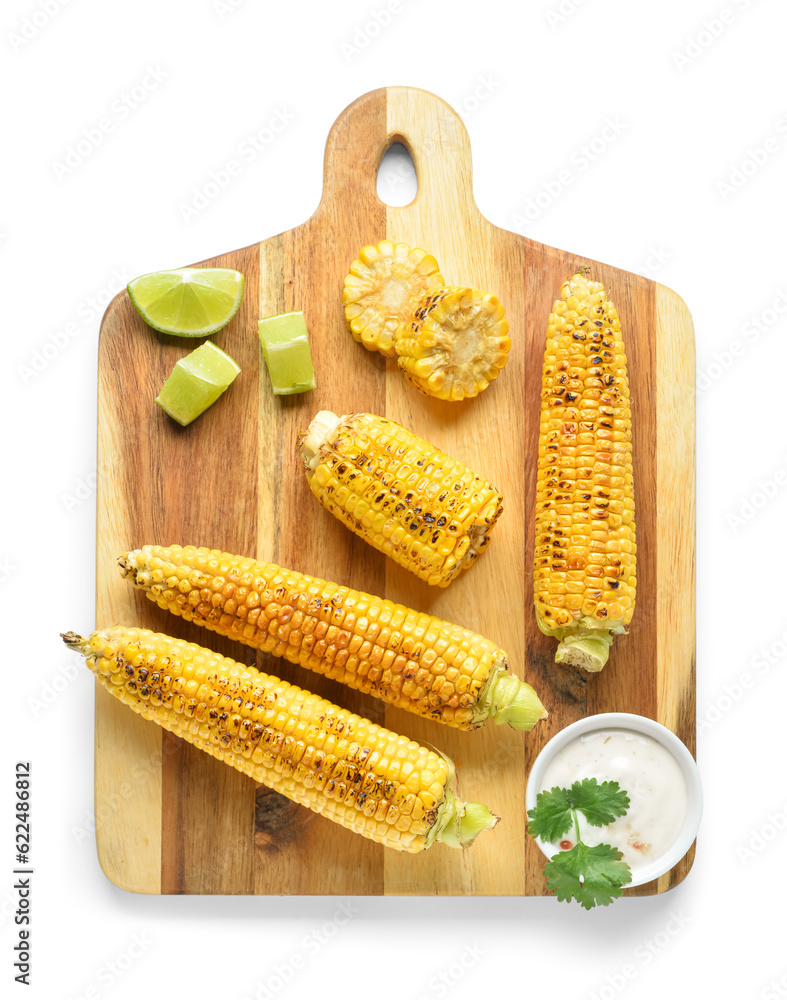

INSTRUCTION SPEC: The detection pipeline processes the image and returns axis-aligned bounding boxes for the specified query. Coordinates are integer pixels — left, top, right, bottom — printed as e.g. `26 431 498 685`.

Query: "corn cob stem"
556 634 613 672
535 618 615 673
62 627 498 852
118 545 547 732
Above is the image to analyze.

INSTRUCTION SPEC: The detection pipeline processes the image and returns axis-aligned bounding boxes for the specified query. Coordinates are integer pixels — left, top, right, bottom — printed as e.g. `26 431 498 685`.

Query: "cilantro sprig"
527 778 633 910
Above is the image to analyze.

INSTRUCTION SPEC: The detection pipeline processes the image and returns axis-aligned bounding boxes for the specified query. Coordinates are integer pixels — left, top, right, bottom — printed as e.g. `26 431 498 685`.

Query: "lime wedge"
128 267 245 337
258 311 316 395
155 342 240 425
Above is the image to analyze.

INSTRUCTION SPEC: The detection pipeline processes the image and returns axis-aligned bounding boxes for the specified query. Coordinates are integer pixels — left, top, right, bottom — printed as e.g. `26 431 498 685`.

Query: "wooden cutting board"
95 86 695 896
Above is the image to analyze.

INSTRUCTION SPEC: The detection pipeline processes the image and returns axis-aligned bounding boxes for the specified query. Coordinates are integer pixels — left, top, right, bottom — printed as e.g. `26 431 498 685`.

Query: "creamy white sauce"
538 729 687 873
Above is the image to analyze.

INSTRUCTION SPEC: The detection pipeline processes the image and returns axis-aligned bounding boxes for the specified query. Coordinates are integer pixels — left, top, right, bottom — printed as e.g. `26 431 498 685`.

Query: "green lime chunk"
128 267 245 337
155 342 240 425
258 311 316 395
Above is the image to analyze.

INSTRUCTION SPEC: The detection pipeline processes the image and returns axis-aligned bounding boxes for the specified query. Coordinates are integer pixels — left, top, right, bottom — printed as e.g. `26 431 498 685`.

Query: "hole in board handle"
376 142 417 207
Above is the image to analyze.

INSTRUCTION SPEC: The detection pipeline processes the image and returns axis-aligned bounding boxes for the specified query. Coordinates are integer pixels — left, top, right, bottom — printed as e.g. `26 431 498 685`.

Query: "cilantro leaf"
526 786 573 842
546 869 623 910
544 842 632 910
566 778 630 827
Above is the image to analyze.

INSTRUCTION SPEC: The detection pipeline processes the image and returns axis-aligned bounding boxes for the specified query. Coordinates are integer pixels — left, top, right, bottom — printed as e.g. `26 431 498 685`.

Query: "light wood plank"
252 91 389 894
95 294 163 895
382 87 525 895
653 281 697 893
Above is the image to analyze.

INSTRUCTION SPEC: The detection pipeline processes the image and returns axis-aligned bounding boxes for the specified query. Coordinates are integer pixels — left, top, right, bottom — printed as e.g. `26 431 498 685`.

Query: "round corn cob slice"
298 410 503 587
534 271 636 672
342 240 444 357
118 544 547 732
394 286 510 401
62 626 498 853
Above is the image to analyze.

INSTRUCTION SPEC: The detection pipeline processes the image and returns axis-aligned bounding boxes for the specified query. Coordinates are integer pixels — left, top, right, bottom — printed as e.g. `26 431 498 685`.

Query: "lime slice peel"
128 267 245 337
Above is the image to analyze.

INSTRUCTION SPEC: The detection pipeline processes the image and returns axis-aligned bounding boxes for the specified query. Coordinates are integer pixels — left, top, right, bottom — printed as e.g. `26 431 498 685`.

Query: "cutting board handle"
320 87 478 219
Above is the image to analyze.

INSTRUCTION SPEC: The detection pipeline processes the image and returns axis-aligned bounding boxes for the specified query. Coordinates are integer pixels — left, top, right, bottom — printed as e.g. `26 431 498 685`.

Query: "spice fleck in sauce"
539 729 687 873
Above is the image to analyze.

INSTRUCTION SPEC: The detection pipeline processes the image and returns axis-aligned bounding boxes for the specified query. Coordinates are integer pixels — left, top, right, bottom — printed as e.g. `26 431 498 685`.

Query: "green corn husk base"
479 670 548 730
432 787 499 849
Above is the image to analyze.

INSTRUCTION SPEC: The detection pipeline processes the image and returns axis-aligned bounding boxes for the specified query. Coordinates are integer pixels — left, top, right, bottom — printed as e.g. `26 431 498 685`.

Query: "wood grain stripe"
158 242 260 894
96 292 165 894
380 86 526 895
654 281 697 893
253 89 388 894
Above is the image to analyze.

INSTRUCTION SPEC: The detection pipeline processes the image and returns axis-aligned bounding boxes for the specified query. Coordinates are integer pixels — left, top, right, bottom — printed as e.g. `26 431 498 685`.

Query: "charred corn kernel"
297 411 503 587
394 287 510 401
342 240 444 357
118 545 547 732
534 271 636 672
62 627 497 852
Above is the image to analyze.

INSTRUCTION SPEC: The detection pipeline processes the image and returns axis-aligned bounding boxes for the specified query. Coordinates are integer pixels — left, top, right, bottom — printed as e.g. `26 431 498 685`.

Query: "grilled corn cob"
534 271 636 672
394 287 510 401
62 626 497 852
298 411 503 587
119 545 547 731
342 240 444 357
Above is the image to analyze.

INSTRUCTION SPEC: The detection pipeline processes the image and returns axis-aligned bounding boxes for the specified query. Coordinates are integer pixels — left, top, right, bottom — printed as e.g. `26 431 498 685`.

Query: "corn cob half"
394 287 510 401
298 411 503 587
534 271 636 672
342 240 444 357
62 626 497 852
118 545 547 732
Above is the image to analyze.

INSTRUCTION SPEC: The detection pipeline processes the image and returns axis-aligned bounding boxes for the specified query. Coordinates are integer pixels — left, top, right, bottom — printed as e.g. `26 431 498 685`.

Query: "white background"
3 0 786 998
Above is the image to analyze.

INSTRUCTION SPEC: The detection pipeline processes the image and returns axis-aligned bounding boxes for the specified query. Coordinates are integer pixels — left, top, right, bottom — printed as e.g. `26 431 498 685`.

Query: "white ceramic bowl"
525 712 702 888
